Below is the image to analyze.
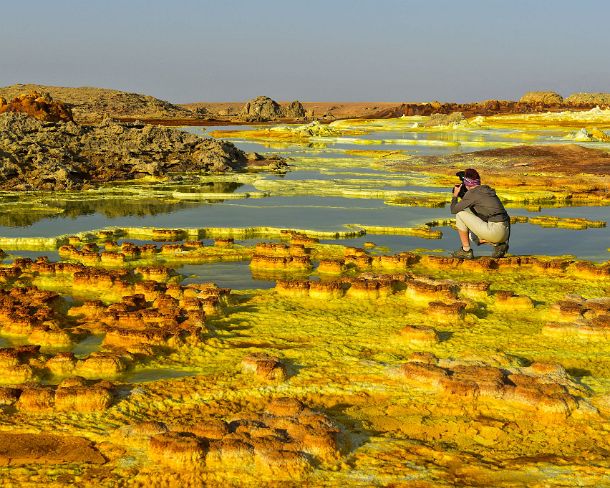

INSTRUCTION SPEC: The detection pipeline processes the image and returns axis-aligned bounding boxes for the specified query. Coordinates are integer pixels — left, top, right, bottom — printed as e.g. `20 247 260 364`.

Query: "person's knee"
455 211 470 232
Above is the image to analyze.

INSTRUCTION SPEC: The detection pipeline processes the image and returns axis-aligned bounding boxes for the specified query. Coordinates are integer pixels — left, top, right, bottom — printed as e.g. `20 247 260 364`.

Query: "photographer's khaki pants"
455 209 509 244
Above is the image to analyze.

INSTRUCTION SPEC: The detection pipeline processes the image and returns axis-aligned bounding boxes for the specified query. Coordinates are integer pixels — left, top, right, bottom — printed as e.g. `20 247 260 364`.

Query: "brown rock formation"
275 279 311 298
0 91 74 122
135 399 340 478
284 100 306 119
16 387 55 412
405 278 457 302
55 383 113 412
317 259 345 274
427 300 467 319
308 281 346 299
75 353 128 378
241 96 284 122
401 355 592 418
565 92 610 105
345 278 393 299
149 432 206 470
241 353 286 381
492 290 534 309
0 286 65 336
250 254 312 271
519 91 564 105
399 325 439 344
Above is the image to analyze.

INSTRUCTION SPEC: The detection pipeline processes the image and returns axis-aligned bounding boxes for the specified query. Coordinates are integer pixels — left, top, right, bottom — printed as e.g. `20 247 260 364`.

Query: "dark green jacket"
450 185 509 222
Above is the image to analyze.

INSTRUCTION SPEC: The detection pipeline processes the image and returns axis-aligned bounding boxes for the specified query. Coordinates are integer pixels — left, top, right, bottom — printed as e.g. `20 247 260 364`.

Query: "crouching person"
450 168 510 259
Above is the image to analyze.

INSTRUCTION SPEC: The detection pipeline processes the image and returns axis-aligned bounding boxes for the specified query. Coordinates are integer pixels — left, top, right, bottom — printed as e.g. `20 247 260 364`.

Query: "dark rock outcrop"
0 111 270 190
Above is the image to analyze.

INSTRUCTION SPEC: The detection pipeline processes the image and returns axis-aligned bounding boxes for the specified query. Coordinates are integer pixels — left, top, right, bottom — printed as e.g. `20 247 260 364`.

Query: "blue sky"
1 0 609 103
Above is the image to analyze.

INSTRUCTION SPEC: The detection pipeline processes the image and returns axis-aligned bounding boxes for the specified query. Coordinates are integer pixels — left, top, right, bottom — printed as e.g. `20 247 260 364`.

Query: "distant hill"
0 84 195 123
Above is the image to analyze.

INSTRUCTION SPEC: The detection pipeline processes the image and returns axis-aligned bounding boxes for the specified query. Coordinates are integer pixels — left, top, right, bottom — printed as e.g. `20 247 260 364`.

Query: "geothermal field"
0 88 609 486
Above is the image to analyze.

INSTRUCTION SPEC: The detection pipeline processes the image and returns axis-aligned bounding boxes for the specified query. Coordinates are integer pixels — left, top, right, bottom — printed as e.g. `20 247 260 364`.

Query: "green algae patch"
527 215 606 229
170 190 269 200
347 224 442 239
251 177 449 200
385 195 449 208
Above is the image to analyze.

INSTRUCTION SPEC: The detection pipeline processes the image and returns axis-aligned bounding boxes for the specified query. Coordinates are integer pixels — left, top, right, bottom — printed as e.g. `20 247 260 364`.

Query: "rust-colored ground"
418 144 610 176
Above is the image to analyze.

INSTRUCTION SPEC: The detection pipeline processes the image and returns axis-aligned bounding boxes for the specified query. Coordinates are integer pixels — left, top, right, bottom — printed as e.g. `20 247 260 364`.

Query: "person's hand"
453 184 462 197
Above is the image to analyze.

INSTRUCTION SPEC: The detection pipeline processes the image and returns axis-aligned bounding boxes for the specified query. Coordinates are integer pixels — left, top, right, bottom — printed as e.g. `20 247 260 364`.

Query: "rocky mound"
565 92 610 106
284 100 306 119
0 112 260 191
0 91 74 122
0 84 194 124
240 96 307 122
240 96 284 122
519 91 564 105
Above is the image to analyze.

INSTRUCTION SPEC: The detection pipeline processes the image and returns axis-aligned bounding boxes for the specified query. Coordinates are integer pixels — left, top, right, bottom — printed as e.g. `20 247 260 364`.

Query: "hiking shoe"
451 248 474 259
492 242 509 258
469 231 481 246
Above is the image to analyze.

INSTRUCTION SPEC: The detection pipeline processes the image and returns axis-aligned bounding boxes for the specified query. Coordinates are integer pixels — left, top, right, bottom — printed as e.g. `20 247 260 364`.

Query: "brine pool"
0 123 607 293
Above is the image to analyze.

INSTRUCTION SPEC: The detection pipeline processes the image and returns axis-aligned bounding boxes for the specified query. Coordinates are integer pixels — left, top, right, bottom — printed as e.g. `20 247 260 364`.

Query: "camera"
454 171 468 198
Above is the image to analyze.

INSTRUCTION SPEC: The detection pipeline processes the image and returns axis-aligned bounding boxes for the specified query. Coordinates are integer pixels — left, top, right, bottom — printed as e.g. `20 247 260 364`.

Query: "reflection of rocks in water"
0 199 190 227
0 207 65 227
201 181 242 193
0 181 245 226
60 198 192 219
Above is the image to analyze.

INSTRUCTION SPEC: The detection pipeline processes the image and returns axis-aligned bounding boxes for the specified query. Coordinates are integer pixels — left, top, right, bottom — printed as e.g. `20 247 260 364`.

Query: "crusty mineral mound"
240 96 284 122
0 91 73 122
420 112 465 127
0 111 258 190
519 91 564 105
0 84 194 123
565 92 610 106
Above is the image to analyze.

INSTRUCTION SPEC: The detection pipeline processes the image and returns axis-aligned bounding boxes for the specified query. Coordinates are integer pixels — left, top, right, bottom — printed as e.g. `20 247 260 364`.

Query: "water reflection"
0 181 244 227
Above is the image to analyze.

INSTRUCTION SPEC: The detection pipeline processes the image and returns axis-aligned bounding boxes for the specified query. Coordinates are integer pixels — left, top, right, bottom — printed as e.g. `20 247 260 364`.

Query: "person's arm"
450 188 475 214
